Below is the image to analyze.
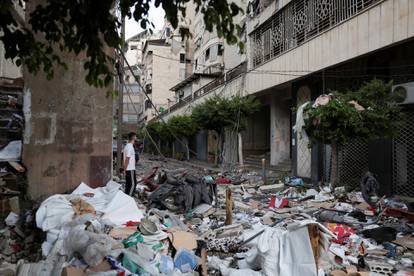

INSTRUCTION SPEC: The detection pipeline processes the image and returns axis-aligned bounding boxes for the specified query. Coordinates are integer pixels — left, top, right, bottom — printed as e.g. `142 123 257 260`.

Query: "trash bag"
362 227 397 243
360 172 380 207
174 249 200 273
36 195 75 231
64 225 122 267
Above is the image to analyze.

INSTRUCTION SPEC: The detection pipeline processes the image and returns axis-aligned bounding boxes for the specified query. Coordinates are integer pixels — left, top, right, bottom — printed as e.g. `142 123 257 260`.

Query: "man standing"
123 132 137 196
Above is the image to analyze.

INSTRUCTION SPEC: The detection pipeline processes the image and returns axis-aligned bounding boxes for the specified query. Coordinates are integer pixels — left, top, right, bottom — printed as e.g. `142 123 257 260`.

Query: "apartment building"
120 31 151 129
142 38 187 121
158 0 414 197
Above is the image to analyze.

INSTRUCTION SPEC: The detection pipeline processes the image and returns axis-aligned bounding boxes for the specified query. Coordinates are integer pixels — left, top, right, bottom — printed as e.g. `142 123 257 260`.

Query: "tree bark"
214 131 221 166
330 143 339 186
238 133 244 166
222 128 238 165
185 137 190 161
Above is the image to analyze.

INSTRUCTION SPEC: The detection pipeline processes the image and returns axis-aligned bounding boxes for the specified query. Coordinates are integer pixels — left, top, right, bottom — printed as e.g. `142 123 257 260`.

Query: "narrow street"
1 0 414 275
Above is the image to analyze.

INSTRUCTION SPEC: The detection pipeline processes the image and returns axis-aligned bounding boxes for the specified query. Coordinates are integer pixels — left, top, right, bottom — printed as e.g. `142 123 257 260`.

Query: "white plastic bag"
36 195 74 231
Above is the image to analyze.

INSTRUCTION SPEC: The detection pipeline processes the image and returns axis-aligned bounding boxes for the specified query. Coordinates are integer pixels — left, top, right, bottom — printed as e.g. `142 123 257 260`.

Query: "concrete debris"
1 156 414 276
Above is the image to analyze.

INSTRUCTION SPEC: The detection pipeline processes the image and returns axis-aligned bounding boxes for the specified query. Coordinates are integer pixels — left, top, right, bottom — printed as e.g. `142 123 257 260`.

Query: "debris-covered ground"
1 154 414 275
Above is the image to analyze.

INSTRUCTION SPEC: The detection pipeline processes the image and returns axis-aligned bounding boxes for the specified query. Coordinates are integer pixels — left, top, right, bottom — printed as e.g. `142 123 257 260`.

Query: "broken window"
130 45 137 50
165 27 171 38
145 100 152 110
205 48 210 61
218 44 224 56
180 53 185 63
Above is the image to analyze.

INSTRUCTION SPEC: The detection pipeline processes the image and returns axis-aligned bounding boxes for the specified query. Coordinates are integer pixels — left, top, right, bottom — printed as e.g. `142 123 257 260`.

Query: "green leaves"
146 121 170 142
0 0 243 89
167 115 198 138
191 95 260 134
303 79 402 146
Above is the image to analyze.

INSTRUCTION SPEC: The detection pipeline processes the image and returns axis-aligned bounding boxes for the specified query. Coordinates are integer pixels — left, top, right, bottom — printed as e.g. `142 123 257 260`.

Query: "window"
180 53 185 63
218 44 224 56
195 59 198 69
130 45 137 50
145 100 152 110
165 27 171 38
205 48 210 60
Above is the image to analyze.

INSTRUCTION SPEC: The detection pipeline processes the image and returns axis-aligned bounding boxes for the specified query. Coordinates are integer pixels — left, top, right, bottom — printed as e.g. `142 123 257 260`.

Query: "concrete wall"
270 92 291 166
245 0 414 95
23 51 113 199
0 42 21 78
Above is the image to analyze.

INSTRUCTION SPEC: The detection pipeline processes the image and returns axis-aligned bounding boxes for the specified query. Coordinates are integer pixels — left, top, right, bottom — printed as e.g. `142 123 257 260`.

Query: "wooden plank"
225 188 233 225
308 224 319 271
200 248 208 276
394 235 414 250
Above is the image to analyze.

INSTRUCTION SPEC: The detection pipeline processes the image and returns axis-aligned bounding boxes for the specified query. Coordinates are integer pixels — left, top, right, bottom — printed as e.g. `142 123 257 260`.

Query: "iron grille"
323 141 369 188
393 109 414 197
338 140 369 189
251 0 380 68
322 144 331 184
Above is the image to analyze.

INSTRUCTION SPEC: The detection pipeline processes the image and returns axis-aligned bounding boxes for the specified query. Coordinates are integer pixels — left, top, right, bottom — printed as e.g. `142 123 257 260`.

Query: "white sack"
36 195 74 231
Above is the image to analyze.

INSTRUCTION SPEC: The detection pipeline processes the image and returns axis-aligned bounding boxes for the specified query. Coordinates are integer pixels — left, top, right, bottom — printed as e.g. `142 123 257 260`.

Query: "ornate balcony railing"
160 62 247 117
251 0 381 68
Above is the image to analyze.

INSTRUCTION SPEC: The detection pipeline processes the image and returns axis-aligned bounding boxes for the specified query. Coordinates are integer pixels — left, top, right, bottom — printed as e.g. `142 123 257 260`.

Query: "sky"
125 2 166 39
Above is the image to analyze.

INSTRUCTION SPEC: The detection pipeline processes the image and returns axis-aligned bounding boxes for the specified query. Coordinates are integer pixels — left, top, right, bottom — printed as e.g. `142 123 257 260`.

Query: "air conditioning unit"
392 82 414 105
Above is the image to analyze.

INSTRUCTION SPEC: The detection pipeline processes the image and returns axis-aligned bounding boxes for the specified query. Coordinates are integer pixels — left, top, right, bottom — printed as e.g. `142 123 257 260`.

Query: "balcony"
163 62 247 116
251 0 381 68
145 83 152 94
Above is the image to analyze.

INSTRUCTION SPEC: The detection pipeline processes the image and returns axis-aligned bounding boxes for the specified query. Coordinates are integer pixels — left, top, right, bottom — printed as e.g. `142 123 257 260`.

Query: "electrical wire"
119 45 414 159
121 80 165 157
116 48 199 157
151 52 414 75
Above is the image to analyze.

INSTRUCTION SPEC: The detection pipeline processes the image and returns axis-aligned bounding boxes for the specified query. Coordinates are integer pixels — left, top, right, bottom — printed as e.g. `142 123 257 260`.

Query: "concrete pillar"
22 1 113 199
270 94 290 166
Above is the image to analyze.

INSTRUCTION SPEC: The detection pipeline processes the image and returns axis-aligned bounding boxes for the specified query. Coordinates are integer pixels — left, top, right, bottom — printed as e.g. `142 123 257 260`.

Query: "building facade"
142 39 188 121
156 0 414 197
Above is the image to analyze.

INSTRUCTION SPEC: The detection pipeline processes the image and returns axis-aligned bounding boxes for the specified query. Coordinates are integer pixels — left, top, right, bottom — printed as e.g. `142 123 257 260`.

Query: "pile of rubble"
1 159 414 275
0 77 25 219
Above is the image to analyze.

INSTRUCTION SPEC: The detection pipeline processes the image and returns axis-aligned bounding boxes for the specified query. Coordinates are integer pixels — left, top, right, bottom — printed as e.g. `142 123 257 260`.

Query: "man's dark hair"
128 132 136 141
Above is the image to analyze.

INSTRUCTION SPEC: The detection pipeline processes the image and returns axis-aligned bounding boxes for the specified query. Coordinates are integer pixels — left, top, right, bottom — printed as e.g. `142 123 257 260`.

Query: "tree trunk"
330 143 339 186
172 141 175 159
214 131 221 166
185 137 190 161
222 128 238 165
238 133 244 166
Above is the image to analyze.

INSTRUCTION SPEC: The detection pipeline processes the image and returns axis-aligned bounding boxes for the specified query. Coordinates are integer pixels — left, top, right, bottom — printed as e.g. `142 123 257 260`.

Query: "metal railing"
161 62 247 117
251 0 381 68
